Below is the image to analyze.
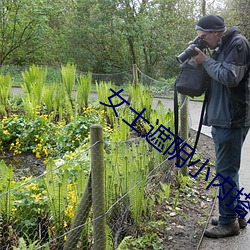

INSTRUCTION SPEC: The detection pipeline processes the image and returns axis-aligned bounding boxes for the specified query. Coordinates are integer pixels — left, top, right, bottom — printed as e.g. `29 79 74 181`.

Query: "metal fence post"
91 124 106 250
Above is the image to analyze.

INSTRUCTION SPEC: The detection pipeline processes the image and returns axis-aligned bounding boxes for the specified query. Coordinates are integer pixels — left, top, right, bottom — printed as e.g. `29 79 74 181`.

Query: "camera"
176 36 208 63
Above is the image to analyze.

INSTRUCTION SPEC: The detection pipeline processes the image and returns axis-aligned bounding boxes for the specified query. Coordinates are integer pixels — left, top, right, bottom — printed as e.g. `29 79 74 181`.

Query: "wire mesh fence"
0 64 191 249
1 64 175 98
0 123 180 249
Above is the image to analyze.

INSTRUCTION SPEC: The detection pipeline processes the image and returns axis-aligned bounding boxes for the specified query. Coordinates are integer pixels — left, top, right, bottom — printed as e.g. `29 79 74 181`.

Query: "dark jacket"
203 26 250 128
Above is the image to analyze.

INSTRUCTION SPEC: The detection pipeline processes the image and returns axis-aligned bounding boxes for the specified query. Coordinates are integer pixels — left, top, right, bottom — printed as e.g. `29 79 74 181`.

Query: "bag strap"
174 81 208 166
189 90 208 163
174 81 180 166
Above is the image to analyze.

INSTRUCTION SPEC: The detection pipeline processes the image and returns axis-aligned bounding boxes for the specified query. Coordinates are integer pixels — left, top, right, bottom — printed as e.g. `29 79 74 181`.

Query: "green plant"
42 156 90 233
96 81 118 127
177 172 190 189
43 159 70 223
60 62 76 102
172 190 180 210
146 100 175 163
43 84 56 114
158 182 171 203
13 233 49 250
117 233 163 250
0 108 101 158
0 73 12 116
76 72 92 111
0 161 15 222
12 177 48 241
128 83 152 122
21 65 47 118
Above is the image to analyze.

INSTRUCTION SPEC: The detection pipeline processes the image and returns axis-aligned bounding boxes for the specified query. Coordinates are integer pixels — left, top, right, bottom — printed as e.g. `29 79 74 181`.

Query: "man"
192 15 250 238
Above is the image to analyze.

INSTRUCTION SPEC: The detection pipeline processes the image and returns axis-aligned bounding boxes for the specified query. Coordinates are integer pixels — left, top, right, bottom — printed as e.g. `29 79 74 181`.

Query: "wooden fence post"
63 175 92 250
133 64 138 86
180 94 189 176
91 124 106 250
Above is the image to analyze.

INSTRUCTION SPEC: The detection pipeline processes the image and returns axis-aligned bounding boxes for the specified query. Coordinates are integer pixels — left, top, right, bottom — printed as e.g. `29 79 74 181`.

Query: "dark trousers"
211 126 249 225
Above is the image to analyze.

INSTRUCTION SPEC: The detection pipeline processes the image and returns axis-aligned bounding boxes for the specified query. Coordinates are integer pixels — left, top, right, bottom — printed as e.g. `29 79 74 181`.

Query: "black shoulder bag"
174 58 210 164
175 58 208 98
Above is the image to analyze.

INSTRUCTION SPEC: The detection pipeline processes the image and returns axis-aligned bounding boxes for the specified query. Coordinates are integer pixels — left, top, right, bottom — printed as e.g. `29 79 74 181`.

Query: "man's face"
196 30 222 49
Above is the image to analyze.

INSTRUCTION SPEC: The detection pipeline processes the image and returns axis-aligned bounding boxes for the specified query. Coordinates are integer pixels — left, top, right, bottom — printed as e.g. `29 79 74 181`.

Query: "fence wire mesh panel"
104 138 176 249
0 64 193 249
137 68 175 97
0 130 179 249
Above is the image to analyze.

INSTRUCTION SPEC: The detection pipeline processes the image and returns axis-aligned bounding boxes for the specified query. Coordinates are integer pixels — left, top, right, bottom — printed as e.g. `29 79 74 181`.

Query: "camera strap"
174 84 208 167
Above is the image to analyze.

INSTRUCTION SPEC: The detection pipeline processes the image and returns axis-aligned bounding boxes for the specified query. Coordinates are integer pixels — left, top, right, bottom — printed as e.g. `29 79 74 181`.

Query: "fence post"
91 124 106 250
63 175 92 250
180 94 189 176
133 64 138 86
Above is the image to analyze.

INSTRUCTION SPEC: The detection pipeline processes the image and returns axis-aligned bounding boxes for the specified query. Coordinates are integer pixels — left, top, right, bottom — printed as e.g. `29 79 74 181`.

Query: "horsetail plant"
43 84 56 114
0 73 12 117
0 161 14 223
128 83 152 122
105 139 152 226
76 72 92 113
43 159 69 234
96 81 118 128
21 65 47 118
60 63 76 103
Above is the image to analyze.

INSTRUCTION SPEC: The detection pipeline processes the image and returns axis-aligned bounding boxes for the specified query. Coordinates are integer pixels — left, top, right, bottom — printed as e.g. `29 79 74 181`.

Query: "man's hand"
192 47 207 64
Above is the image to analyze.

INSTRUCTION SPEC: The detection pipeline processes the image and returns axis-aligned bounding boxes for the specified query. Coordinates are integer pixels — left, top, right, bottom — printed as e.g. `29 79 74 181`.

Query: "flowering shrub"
9 153 90 244
0 105 103 158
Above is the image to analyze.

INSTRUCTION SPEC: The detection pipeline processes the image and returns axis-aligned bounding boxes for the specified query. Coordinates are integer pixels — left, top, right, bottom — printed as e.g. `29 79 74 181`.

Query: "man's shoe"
204 223 240 238
211 216 247 229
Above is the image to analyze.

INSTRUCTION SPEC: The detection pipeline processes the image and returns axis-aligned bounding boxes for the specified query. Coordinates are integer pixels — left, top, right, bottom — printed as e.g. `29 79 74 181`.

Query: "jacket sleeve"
203 38 250 87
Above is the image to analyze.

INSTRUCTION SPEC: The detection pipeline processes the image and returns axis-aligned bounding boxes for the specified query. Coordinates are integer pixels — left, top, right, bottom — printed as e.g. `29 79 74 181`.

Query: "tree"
0 0 50 65
221 0 250 39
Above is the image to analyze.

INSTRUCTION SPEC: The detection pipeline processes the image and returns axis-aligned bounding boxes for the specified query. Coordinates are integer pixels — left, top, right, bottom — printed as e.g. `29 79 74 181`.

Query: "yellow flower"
3 130 9 135
32 193 42 201
65 205 74 218
14 149 22 155
36 152 41 159
26 183 37 191
71 195 76 204
43 147 49 157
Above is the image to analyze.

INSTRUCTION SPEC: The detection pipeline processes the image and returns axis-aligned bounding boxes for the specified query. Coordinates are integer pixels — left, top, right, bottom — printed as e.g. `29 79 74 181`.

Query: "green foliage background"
0 0 248 80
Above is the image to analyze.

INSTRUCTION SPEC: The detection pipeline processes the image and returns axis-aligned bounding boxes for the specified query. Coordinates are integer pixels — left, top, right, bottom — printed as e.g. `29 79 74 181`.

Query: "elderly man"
192 15 250 238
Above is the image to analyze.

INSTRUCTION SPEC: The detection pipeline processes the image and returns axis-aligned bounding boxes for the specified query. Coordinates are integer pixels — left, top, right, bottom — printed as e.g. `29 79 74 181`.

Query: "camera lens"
176 36 208 63
176 44 198 63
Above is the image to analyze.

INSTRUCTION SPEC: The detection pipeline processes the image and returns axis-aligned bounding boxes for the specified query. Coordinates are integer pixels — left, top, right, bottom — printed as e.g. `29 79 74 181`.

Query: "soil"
0 152 45 180
158 130 217 250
